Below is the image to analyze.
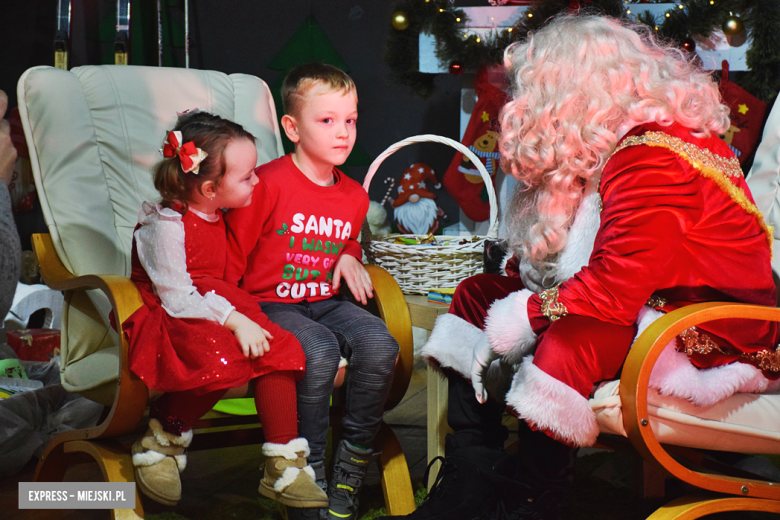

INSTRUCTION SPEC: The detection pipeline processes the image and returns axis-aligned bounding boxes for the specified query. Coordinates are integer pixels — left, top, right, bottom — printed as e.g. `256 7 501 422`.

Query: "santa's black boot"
488 422 577 520
375 444 505 520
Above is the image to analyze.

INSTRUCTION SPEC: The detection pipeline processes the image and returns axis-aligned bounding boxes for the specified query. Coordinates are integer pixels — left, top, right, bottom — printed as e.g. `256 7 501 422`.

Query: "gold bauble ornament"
392 11 410 31
722 14 744 36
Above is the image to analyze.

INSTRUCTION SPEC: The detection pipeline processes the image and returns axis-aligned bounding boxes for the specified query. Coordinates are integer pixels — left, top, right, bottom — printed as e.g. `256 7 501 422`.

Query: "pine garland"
386 0 780 102
741 0 780 102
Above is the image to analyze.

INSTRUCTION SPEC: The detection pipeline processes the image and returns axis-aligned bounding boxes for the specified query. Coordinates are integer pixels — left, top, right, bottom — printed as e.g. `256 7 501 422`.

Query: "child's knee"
306 345 341 372
351 322 399 372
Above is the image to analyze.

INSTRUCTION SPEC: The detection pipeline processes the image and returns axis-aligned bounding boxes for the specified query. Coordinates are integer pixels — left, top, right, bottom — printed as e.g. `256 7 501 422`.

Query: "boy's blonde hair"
281 63 356 117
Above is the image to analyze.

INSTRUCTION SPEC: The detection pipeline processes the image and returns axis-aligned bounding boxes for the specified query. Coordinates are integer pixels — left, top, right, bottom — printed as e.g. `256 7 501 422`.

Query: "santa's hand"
517 259 546 293
471 339 499 404
332 254 373 305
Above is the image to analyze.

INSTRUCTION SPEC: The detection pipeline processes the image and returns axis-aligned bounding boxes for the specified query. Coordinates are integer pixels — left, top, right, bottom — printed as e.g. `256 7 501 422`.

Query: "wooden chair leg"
62 439 144 520
34 438 92 482
647 495 780 520
426 365 451 490
639 459 667 499
376 421 415 516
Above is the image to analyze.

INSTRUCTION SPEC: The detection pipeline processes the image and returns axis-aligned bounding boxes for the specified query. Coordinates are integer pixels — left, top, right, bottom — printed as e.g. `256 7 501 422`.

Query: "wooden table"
403 294 453 476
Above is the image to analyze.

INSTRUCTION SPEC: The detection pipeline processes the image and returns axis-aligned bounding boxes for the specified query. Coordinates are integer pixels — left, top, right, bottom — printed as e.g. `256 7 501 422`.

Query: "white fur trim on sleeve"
649 341 780 406
484 289 537 363
634 305 665 345
421 313 488 378
274 467 301 492
506 357 599 447
633 305 780 406
262 438 310 459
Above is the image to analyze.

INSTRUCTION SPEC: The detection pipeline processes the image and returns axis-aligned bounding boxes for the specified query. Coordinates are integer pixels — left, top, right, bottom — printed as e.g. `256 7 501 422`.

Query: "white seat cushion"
591 380 780 454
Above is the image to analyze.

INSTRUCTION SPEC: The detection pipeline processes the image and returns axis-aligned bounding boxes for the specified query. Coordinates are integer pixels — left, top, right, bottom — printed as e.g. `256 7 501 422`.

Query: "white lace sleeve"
134 202 235 325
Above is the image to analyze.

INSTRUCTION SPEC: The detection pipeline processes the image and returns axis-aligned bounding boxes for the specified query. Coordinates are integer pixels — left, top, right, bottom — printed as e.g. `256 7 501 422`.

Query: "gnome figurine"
392 163 444 235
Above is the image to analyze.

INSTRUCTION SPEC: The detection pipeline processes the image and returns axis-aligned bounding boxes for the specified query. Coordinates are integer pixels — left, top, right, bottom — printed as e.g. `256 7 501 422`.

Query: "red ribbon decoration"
162 131 199 172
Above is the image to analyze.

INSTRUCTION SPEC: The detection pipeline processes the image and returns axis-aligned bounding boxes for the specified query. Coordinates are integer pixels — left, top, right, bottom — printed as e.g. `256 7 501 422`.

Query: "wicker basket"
362 134 499 295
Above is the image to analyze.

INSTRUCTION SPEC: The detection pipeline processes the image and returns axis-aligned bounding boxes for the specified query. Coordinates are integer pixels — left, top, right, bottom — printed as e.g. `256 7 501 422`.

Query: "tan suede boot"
131 418 192 506
258 438 329 508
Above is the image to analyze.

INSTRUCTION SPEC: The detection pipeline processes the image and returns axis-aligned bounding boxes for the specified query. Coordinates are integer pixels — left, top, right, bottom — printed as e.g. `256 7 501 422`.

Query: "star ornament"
404 173 412 180
738 104 749 115
481 111 490 122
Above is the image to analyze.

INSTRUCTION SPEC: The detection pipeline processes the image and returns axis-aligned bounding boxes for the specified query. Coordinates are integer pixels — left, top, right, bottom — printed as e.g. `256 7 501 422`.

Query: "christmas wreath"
385 0 780 102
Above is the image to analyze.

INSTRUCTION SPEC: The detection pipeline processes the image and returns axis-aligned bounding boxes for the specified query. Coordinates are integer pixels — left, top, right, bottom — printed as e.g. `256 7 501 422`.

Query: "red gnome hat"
393 163 441 207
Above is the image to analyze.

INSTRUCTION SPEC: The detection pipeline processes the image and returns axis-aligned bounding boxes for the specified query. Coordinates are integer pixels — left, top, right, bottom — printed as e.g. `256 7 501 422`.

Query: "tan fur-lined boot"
131 418 192 506
258 438 329 508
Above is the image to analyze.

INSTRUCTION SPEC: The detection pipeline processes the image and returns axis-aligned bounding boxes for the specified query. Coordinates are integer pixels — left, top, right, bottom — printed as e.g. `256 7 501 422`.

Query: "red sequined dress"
124 202 306 395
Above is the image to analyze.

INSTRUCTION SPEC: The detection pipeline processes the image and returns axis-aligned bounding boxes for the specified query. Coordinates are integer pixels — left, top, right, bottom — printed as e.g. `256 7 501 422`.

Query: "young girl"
124 111 328 509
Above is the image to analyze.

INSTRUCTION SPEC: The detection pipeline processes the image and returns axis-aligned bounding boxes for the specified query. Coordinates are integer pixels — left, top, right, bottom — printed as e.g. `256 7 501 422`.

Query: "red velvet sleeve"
528 146 704 332
224 175 273 286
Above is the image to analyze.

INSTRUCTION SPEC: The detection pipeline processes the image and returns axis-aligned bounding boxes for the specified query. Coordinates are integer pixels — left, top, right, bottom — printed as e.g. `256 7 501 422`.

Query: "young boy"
224 63 399 520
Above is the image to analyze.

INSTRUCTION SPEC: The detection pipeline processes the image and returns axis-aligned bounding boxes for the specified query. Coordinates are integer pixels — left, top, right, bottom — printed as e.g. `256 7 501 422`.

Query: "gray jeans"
261 296 399 464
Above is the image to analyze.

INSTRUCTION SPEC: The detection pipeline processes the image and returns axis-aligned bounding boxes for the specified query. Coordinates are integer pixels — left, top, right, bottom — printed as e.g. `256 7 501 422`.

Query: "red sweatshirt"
225 154 368 304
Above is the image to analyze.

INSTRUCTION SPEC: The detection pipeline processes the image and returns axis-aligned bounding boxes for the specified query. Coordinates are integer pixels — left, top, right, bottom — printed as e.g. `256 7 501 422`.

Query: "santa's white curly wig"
501 14 730 264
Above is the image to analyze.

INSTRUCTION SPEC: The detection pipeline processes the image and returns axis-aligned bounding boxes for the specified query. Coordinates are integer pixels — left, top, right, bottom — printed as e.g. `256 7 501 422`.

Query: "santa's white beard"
394 198 438 235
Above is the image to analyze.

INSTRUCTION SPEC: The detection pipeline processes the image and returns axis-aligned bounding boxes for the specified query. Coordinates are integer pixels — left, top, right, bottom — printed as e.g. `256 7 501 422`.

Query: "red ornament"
449 61 464 75
682 37 696 53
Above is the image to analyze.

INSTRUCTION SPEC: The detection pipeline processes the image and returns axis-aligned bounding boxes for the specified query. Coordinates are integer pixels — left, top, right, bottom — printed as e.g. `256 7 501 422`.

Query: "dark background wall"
1 0 490 244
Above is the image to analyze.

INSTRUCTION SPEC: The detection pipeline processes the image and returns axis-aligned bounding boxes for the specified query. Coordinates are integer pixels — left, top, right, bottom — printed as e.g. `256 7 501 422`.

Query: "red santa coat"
422 122 780 446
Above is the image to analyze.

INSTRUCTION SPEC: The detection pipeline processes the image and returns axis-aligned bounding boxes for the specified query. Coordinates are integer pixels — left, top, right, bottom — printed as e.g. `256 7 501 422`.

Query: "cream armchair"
17 65 415 519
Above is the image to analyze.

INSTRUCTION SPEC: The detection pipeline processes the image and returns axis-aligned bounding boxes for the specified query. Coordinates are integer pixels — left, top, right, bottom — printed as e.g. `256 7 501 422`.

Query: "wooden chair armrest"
33 233 144 325
366 264 414 410
620 302 780 499
32 233 148 438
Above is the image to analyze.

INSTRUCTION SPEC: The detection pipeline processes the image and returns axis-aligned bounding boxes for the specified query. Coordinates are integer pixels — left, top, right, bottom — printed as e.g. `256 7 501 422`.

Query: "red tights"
150 370 299 444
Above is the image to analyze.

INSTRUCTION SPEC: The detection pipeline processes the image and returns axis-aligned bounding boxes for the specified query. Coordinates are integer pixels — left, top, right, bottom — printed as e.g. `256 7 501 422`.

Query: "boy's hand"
225 311 273 358
332 255 373 305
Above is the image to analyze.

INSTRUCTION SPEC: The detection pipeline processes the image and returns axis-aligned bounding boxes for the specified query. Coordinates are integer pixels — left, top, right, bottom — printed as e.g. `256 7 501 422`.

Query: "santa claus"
392 163 444 235
380 14 779 520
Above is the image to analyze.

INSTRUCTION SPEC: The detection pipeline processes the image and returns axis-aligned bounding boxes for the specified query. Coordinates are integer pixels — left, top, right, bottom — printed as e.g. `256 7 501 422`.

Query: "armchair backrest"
747 95 780 306
17 65 284 395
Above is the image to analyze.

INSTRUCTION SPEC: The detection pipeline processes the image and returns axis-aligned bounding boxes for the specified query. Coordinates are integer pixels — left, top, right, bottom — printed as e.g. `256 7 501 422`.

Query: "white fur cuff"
421 313 488 378
132 449 166 467
485 289 537 363
506 357 599 447
302 465 316 481
634 305 780 406
649 341 780 406
148 418 193 447
274 467 301 492
262 438 310 459
174 454 187 472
